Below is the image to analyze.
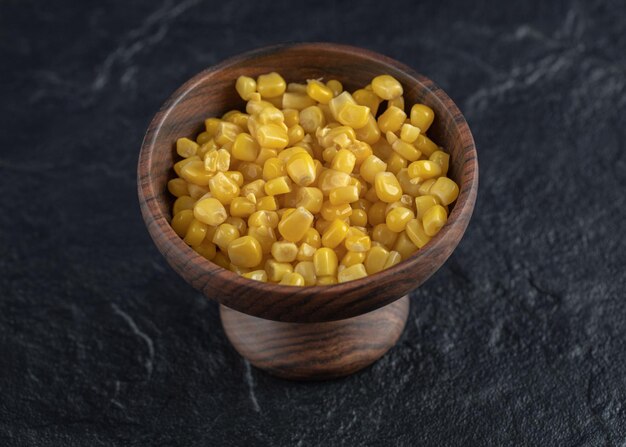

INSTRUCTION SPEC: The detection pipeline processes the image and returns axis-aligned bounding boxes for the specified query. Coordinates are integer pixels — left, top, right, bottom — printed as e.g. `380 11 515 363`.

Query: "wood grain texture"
221 296 409 380
137 43 478 323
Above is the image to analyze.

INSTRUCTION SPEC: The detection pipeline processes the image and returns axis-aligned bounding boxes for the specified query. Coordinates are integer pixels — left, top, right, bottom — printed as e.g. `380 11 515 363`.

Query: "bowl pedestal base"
220 296 409 380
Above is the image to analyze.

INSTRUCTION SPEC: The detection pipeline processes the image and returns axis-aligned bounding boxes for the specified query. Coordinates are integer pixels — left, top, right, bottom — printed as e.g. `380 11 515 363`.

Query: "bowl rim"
138 42 478 313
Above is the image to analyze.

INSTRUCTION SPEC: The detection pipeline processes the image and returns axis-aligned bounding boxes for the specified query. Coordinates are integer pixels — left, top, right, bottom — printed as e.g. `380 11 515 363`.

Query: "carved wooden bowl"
138 43 478 380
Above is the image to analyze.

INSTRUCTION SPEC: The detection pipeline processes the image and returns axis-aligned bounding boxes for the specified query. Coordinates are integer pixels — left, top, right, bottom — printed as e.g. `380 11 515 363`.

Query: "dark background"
1 0 625 445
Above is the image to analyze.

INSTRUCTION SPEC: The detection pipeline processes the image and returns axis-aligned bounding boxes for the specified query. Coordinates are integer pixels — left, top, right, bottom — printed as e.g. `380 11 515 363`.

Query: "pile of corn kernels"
167 72 459 286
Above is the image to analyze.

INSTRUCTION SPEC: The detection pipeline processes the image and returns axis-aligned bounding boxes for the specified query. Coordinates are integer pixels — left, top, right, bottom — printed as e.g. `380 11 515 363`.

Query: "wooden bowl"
138 43 478 379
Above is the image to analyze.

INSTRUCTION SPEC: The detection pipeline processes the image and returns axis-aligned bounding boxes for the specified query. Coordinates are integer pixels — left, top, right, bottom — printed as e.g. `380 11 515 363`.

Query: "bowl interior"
138 43 478 323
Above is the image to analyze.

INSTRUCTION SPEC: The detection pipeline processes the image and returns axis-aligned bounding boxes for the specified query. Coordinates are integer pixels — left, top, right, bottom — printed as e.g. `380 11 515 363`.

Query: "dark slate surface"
1 0 625 445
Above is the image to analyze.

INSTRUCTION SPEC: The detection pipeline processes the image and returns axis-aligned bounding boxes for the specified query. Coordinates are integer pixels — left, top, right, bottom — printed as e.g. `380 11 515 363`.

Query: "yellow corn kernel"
299 106 325 133
316 275 338 285
226 112 249 129
321 219 350 248
365 245 390 274
256 195 278 211
208 172 239 204
198 139 218 158
227 235 263 268
322 147 338 164
255 148 277 166
262 157 286 181
287 82 307 93
316 125 355 147
405 218 431 248
301 228 321 248
193 197 227 226
277 206 314 242
387 152 408 175
242 270 268 282
349 208 368 227
415 134 439 157
429 151 450 175
414 195 438 219
384 250 402 269
271 241 298 263
296 242 317 262
264 175 292 196
385 130 399 146
359 155 387 184
410 104 434 132
265 259 293 282
212 251 230 269
337 103 371 129
173 195 195 216
399 123 420 143
196 131 212 146
326 79 343 96
353 89 381 116
320 201 352 222
287 124 305 145
377 106 407 133
183 218 208 247
212 223 240 251
341 251 367 267
393 231 418 260
194 239 217 260
168 178 189 198
344 231 371 252
314 247 338 276
171 209 194 237
256 72 286 98
248 210 279 228
408 160 442 183
176 137 199 158
374 172 403 203
372 138 394 160
241 178 266 198
204 117 221 136
296 186 324 213
227 172 246 188
286 152 317 186
214 121 242 148
418 178 437 196
396 168 420 196
371 223 398 249
328 91 356 120
282 92 317 110
318 169 351 195
354 114 381 145
229 196 255 218
392 139 421 162
371 75 403 100
245 99 274 116
258 106 284 125
226 216 247 235
367 201 387 226
423 204 447 236
388 96 404 110
231 133 259 162
256 124 289 149
180 160 212 186
364 185 379 203
294 261 316 286
279 272 305 286
386 206 415 232
235 75 257 100
283 108 300 127
338 263 368 283
330 148 356 174
306 79 334 104
329 185 359 206
430 177 459 206
248 225 276 254
277 207 295 219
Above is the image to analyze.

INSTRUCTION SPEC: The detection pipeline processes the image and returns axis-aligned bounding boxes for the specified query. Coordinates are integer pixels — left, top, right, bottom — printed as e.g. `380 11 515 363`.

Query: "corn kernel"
414 195 438 219
322 219 350 248
371 223 398 249
256 123 289 149
226 216 247 235
320 202 352 221
238 162 263 181
418 178 437 196
317 125 356 148
388 96 404 110
316 275 338 285
359 155 387 184
374 172 403 203
271 241 298 263
318 169 351 195
393 231 418 260
193 197 227 226
257 72 286 98
331 148 357 174
180 160 212 186
296 242 317 262
278 206 314 242
283 108 300 127
232 132 259 162
171 209 194 237
262 157 286 181
314 247 338 276
241 179 266 199
248 210 279 228
405 219 431 248
282 92 317 110
183 218 209 247
353 89 381 116
367 202 387 226
410 104 434 132
214 121 242 147
212 251 230 269
341 251 366 267
430 177 459 206
296 187 324 213
229 196 256 218
429 150 450 176
386 206 414 232
208 172 239 204
415 134 439 157
227 235 262 268
384 250 402 269
286 152 317 186
336 263 366 283
336 103 370 129
329 185 359 205
294 261 317 285
306 79 334 104
256 195 278 211
173 195 195 216
326 79 343 96
349 208 368 227
194 239 217 260
371 75 403 100
328 91 356 121
168 178 189 198
301 228 322 248
204 117 221 136
408 160 442 182
365 246 390 274
354 114 381 145
345 232 371 252
212 223 240 251
299 106 326 133
279 272 305 286
287 82 307 93
377 106 406 133
248 225 276 254
288 124 305 145
235 75 257 101
176 137 199 158
266 259 293 282
264 175 292 196
242 270 268 282
255 148 278 166
386 152 408 175
423 204 447 236
392 139 421 162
